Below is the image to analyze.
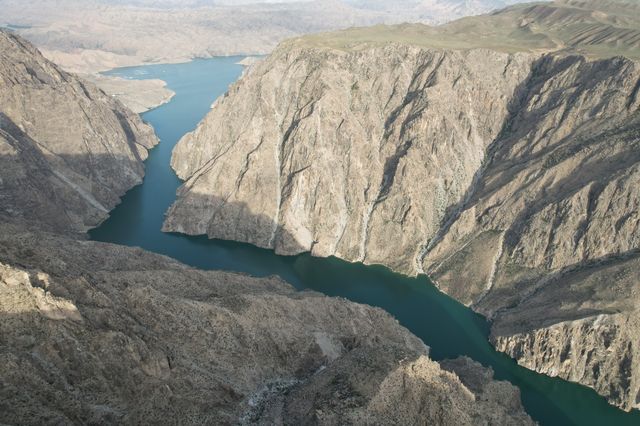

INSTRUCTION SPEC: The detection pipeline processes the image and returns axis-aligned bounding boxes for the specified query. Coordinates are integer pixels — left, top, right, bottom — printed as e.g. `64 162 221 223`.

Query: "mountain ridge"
0 0 537 73
0 29 157 233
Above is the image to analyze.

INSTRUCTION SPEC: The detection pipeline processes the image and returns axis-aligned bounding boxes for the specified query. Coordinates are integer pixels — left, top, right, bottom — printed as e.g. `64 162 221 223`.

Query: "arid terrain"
83 74 174 114
1 0 533 73
1 0 535 112
2 0 640 422
0 29 535 425
165 0 640 411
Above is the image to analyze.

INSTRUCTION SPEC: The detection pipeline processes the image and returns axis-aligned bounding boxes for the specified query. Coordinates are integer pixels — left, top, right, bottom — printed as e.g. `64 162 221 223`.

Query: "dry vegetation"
296 0 640 60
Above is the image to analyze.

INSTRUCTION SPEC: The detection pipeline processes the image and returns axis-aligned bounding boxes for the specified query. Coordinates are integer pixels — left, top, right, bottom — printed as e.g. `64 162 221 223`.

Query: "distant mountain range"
0 0 536 73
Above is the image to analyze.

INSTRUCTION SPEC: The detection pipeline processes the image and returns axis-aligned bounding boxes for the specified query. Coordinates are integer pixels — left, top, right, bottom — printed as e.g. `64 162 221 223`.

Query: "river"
90 57 640 426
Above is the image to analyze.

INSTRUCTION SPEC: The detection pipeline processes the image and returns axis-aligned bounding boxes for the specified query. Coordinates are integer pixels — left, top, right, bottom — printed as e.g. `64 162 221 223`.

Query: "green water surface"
90 57 640 426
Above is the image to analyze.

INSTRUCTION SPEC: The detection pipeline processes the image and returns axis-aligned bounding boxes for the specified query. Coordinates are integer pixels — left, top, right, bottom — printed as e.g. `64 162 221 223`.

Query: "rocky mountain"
0 0 534 73
0 222 534 425
0 31 534 424
166 0 640 411
0 30 157 233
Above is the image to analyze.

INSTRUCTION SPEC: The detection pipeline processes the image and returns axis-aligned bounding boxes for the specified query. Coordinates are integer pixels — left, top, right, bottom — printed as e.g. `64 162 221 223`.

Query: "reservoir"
90 57 640 426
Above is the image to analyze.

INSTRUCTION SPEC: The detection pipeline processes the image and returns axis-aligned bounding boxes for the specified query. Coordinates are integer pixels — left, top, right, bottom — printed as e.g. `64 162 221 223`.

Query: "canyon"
165 0 640 412
0 29 535 424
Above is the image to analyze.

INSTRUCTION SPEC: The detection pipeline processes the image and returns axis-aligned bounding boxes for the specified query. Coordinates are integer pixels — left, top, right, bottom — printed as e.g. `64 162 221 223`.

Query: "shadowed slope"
0 30 157 233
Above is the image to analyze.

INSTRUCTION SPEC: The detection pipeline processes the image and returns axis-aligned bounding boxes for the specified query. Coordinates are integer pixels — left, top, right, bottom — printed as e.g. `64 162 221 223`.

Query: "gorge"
2 0 640 424
165 0 640 416
0 31 538 425
90 53 638 424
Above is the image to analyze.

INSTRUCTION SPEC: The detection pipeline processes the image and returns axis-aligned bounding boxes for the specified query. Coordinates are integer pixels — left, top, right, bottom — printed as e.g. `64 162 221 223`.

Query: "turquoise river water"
90 57 640 425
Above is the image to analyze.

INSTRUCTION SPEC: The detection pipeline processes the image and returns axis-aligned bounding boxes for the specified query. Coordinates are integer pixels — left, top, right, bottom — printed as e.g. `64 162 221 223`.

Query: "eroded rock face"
489 253 640 412
0 30 157 233
425 55 640 411
423 55 640 311
166 45 535 273
165 40 640 410
0 223 533 425
493 314 639 414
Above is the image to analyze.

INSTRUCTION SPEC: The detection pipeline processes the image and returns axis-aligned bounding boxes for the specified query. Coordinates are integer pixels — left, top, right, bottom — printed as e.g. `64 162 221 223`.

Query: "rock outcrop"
166 46 535 273
165 1 640 411
0 223 534 425
0 30 157 234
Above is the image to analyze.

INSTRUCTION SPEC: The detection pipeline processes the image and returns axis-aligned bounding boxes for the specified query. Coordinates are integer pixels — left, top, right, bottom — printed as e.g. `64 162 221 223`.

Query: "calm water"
91 57 640 425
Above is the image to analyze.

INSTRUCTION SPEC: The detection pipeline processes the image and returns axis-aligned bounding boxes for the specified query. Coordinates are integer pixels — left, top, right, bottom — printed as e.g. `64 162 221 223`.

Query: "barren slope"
0 223 533 425
0 30 157 233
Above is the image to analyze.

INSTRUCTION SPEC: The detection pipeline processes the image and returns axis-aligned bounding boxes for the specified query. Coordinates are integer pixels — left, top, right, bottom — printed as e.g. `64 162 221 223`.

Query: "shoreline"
94 55 260 114
84 74 176 114
43 49 262 114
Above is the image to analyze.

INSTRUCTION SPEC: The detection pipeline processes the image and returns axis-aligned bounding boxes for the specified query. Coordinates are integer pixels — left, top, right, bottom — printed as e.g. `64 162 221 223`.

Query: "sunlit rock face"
167 45 534 274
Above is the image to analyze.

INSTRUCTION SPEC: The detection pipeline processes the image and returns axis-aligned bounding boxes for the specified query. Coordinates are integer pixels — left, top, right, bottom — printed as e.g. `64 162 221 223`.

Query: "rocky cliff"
424 53 640 412
0 223 534 425
166 45 535 273
0 30 157 234
166 0 640 411
0 30 534 424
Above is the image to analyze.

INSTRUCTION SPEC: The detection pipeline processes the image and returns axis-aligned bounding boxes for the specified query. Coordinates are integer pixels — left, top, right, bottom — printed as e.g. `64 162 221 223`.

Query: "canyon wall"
0 30 157 234
166 33 640 410
167 45 535 274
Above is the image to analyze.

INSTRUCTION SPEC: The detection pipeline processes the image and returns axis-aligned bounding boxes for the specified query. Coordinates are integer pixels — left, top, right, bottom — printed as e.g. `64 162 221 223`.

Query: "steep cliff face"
489 251 640 411
423 55 640 411
165 31 640 410
493 313 639 414
167 45 535 273
0 30 157 234
423 55 640 309
0 223 533 425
